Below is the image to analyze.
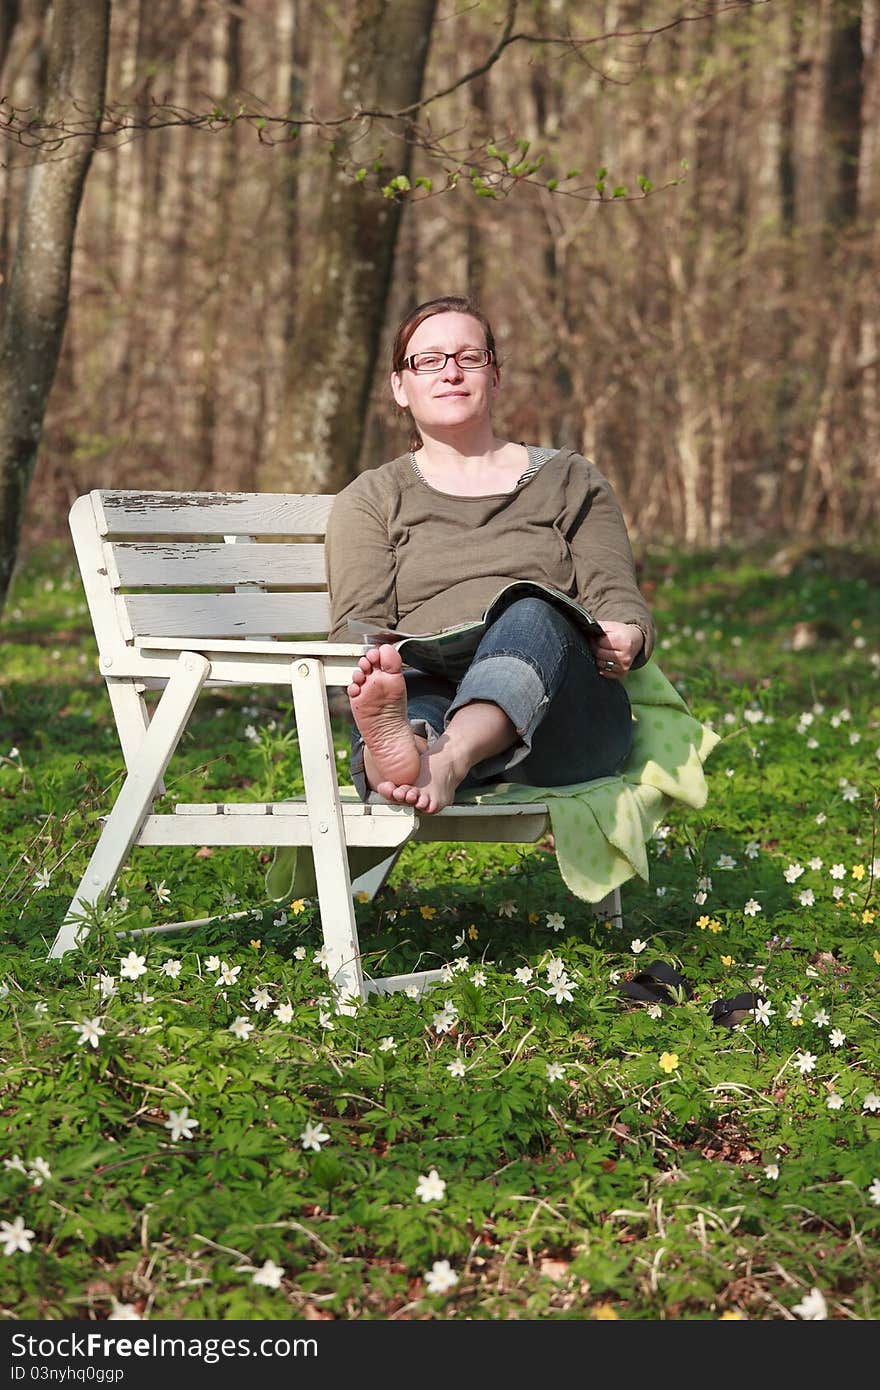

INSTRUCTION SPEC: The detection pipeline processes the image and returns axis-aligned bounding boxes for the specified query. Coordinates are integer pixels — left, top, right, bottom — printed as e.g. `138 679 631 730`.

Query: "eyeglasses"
401 348 494 374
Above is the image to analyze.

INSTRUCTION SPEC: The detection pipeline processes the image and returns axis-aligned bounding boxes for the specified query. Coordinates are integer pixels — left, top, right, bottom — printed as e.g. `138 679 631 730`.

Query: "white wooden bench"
50 490 620 1003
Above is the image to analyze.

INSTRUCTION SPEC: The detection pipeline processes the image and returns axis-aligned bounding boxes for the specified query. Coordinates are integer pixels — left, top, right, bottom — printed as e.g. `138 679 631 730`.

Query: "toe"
377 643 403 674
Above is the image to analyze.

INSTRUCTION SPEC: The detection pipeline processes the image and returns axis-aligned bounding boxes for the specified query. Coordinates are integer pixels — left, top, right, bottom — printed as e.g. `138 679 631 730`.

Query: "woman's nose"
441 356 464 380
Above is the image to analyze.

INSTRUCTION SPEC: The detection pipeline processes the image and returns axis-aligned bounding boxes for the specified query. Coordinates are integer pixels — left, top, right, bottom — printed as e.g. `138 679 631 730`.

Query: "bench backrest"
71 490 337 671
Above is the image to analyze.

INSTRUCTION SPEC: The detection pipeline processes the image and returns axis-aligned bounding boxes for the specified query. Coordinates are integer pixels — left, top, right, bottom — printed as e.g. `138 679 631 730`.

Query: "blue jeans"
349 596 633 800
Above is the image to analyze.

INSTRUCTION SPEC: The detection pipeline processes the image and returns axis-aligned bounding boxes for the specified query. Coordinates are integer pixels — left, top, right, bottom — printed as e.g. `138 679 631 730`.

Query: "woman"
325 294 653 815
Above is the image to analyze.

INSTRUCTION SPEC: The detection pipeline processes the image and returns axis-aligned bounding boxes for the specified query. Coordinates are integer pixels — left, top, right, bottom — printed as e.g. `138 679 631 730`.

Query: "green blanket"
265 661 720 905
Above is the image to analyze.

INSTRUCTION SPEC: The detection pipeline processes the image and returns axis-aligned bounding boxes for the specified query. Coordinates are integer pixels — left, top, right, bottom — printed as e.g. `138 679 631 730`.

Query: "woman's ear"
390 371 408 409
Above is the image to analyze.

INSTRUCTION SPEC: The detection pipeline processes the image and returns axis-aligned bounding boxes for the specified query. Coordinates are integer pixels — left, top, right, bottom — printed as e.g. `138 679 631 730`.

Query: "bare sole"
348 645 421 789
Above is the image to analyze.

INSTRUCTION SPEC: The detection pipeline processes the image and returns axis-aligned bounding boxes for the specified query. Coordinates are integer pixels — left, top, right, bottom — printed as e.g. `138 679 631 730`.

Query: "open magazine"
342 579 604 676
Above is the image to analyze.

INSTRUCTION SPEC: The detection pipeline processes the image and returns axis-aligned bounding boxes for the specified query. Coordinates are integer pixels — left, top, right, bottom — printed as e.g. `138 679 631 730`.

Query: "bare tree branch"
353 0 772 120
0 0 772 165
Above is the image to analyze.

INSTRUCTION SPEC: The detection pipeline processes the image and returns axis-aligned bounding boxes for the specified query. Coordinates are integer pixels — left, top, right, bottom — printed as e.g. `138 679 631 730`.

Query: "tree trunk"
258 0 309 486
465 70 491 302
156 0 204 448
796 313 850 535
105 0 186 446
0 0 51 306
0 0 110 613
667 245 706 545
825 0 863 230
193 0 243 490
858 0 880 525
261 0 437 495
792 0 834 263
277 0 309 345
530 17 581 453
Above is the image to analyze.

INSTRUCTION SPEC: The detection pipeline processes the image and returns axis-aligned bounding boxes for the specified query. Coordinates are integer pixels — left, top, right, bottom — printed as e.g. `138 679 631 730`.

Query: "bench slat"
171 800 549 817
110 541 327 588
97 490 333 537
123 591 331 637
137 814 415 848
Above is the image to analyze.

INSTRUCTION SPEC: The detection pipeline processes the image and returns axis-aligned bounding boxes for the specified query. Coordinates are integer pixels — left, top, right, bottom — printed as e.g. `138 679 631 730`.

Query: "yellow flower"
863 910 875 925
696 915 711 929
873 949 880 966
852 864 866 881
420 905 437 920
249 938 261 950
291 898 307 915
719 1310 745 1320
708 919 722 933
601 918 613 930
791 1017 804 1026
721 954 735 967
592 1303 619 1320
659 1051 679 1074
467 924 479 940
355 891 370 904
528 912 540 925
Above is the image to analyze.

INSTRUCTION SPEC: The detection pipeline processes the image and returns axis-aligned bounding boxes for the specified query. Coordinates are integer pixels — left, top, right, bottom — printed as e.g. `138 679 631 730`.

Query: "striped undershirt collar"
409 444 556 488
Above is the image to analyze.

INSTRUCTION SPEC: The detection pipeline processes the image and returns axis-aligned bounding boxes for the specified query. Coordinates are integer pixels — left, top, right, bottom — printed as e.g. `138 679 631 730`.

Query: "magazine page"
484 580 604 640
341 581 603 674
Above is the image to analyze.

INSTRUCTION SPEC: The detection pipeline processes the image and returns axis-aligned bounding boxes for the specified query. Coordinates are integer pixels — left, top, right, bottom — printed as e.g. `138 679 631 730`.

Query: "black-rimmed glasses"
401 348 494 373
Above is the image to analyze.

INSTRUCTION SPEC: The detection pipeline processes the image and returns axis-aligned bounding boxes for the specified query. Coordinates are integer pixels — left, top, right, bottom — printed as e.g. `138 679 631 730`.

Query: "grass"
1 536 879 1321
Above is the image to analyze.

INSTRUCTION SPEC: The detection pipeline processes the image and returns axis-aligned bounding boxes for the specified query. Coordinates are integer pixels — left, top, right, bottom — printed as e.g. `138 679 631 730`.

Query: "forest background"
1 0 878 613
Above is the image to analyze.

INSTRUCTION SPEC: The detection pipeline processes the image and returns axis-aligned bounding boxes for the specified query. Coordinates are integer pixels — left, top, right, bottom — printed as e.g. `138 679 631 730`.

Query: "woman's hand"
591 621 644 679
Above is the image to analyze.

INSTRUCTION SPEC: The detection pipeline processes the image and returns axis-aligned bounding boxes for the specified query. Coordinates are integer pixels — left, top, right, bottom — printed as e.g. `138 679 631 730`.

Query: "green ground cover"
1 538 878 1320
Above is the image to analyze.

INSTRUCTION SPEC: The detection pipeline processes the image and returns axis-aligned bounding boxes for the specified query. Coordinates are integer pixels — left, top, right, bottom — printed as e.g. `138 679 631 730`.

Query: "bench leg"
350 847 404 901
594 885 623 929
291 660 365 1007
49 652 210 959
106 678 166 797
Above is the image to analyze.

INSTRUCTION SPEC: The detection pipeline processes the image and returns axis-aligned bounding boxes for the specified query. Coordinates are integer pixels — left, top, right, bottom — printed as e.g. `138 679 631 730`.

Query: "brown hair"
391 295 499 452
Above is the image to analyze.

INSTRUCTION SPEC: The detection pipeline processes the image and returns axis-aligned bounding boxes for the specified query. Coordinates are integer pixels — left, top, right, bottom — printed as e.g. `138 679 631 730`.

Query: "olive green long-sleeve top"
325 447 654 664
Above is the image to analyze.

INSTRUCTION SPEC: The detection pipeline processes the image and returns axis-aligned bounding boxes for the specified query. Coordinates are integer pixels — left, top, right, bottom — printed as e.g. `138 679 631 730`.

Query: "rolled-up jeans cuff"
350 718 441 802
349 741 369 801
445 653 547 780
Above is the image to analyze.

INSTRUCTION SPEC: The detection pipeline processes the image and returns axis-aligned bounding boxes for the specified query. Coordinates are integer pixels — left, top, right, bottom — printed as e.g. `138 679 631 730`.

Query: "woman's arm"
325 482 399 640
565 457 655 667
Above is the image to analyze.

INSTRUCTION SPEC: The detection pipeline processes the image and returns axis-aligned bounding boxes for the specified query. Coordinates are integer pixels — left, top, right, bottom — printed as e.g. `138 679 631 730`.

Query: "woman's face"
391 311 499 439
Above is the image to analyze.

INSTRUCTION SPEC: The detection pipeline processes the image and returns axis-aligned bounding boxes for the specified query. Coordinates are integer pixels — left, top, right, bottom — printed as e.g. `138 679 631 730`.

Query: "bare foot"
382 740 462 815
379 699 517 813
348 645 421 789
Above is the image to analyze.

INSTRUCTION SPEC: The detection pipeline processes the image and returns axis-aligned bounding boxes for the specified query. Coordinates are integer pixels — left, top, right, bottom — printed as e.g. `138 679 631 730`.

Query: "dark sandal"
619 960 693 1006
709 991 760 1029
